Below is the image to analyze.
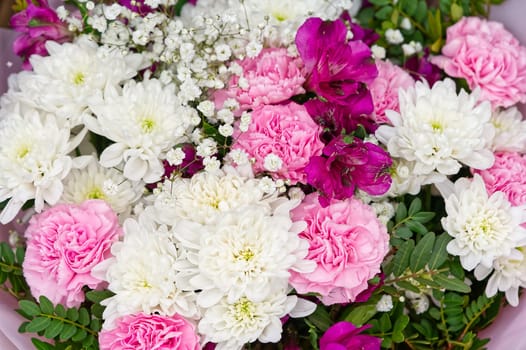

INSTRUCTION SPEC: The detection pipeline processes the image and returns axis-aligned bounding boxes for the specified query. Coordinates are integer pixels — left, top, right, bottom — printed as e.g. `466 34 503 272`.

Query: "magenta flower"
305 136 392 206
320 322 381 350
118 0 154 15
295 17 378 111
304 99 378 143
10 0 72 69
404 49 442 86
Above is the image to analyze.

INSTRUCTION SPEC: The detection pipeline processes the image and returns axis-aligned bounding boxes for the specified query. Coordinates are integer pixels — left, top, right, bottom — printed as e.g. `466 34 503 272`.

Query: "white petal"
123 156 147 181
100 143 127 167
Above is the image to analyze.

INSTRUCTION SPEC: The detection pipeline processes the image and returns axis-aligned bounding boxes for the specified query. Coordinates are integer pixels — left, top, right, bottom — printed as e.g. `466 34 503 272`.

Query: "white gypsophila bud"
86 1 95 10
217 109 234 124
215 44 232 61
376 295 394 312
288 187 305 201
196 138 218 157
385 29 404 44
145 0 161 8
166 148 186 166
56 6 69 20
159 70 173 85
197 100 216 117
132 29 150 46
400 17 412 30
246 40 263 58
102 21 130 45
371 45 386 59
228 149 249 165
372 201 396 224
237 76 249 90
218 124 234 137
229 61 243 76
8 230 19 247
263 154 283 172
67 17 83 31
103 3 121 20
258 176 277 194
88 16 108 33
402 43 417 56
203 156 221 172
411 296 430 315
180 42 195 62
222 98 239 111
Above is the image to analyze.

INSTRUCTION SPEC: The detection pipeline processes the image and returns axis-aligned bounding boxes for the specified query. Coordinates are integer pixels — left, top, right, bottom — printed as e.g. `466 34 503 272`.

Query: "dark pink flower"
10 0 72 69
118 0 154 15
320 322 381 350
304 99 378 143
403 49 442 86
99 313 200 350
305 136 392 206
295 17 377 112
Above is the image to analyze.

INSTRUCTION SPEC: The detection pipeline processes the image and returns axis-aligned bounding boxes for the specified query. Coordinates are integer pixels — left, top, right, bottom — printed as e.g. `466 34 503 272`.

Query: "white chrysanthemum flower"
387 158 445 196
441 175 526 271
86 78 194 183
490 106 526 152
93 215 198 329
198 291 299 350
14 37 143 127
0 108 88 223
376 79 495 179
178 203 314 306
150 169 270 225
61 157 144 215
475 247 526 306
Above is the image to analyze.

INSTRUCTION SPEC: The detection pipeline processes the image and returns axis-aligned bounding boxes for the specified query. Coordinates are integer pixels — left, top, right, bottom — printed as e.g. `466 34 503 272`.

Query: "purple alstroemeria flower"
404 49 442 86
304 99 377 143
320 322 381 350
295 17 378 111
10 0 72 69
305 136 392 207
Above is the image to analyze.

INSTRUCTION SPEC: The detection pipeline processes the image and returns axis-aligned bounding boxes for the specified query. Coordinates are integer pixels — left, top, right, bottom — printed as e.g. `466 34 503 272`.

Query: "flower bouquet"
1 0 526 349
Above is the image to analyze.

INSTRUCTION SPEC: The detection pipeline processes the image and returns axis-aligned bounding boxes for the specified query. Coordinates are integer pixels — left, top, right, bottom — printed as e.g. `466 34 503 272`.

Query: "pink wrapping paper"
0 0 525 348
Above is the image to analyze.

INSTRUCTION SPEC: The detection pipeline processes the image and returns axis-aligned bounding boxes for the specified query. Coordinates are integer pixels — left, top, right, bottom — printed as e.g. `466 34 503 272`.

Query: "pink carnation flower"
432 17 526 109
23 200 121 307
370 60 414 124
99 313 200 350
214 48 305 113
232 102 324 184
289 193 389 305
474 151 526 206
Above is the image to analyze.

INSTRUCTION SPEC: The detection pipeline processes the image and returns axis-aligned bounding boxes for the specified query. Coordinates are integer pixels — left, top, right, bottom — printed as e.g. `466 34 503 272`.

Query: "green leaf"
410 232 435 272
15 247 25 264
85 290 114 304
0 271 7 284
368 0 390 5
412 212 435 223
393 314 410 334
395 226 413 239
408 198 422 216
434 273 471 293
379 313 392 333
78 307 90 326
59 324 78 341
0 242 15 265
39 296 54 315
26 317 51 333
31 338 54 350
395 202 407 223
401 0 418 16
405 220 428 235
307 305 332 332
450 3 463 20
44 319 64 339
396 280 421 293
375 5 393 20
82 334 96 348
55 304 66 318
66 307 79 322
414 0 428 22
344 303 378 326
90 318 102 332
72 328 87 342
19 300 41 317
428 234 452 269
392 240 415 276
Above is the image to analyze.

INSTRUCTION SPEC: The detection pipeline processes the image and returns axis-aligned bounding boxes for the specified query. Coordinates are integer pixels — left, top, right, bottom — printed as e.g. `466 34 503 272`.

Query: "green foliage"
0 242 30 298
17 294 109 350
